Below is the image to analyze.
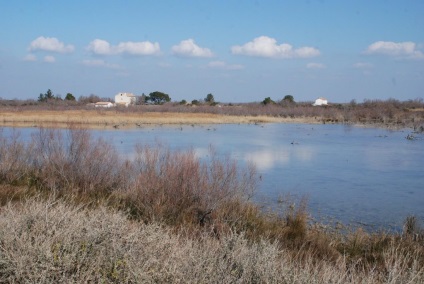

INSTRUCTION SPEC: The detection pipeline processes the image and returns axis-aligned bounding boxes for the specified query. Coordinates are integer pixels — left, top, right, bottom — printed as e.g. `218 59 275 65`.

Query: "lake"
3 124 423 231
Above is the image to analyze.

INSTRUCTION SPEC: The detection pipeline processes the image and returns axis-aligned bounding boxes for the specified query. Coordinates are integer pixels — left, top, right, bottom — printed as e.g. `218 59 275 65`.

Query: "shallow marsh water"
4 124 423 231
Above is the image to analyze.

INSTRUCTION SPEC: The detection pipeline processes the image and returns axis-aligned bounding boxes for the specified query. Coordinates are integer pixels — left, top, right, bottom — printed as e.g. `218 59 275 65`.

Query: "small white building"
115 92 136 107
94 102 114 108
313 97 328 106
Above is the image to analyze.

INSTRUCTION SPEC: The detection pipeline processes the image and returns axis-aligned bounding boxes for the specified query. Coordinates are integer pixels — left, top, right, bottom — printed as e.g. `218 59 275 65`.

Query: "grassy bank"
0 127 423 283
0 98 423 129
0 109 316 129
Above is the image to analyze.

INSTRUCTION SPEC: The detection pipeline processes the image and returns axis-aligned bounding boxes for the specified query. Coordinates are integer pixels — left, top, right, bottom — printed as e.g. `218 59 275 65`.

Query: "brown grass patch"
0 109 320 129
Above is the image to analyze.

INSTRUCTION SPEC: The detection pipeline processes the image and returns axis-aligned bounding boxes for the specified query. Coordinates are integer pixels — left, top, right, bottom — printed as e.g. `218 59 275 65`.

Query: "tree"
65 93 76 101
262 97 275 105
38 89 55 102
146 91 171 105
205 93 215 103
282 95 294 103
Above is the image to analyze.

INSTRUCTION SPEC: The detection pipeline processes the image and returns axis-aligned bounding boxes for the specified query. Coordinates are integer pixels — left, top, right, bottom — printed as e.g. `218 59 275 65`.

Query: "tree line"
35 89 221 106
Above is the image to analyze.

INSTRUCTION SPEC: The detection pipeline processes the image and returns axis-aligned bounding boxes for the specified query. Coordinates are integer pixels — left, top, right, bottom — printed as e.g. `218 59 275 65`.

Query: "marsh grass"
0 127 423 282
1 98 423 129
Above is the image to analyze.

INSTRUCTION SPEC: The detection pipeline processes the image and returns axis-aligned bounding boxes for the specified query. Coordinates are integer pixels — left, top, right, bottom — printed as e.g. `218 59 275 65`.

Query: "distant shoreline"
0 109 323 129
0 105 422 130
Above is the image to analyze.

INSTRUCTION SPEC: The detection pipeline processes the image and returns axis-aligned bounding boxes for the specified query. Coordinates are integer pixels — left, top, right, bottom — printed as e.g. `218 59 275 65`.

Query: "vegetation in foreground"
0 127 423 283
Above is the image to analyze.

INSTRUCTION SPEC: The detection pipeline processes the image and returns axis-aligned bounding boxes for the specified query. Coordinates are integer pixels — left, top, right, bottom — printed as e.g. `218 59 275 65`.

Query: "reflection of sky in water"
2 124 423 231
239 146 314 171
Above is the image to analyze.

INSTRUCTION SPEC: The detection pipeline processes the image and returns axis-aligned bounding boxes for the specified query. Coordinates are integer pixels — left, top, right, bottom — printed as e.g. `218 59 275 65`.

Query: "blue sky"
1 0 423 103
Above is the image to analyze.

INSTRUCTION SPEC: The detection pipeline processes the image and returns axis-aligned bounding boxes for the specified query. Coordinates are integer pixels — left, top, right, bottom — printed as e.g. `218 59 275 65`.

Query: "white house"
94 102 114 108
313 97 328 106
115 92 136 107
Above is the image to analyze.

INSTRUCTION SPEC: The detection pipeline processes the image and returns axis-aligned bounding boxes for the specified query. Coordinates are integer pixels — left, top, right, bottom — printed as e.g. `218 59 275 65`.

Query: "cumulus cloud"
365 41 424 59
87 39 113 55
207 60 244 70
231 36 320 58
82 59 120 69
172 39 213 58
117 41 160 55
23 54 37 61
306 62 326 69
87 39 160 56
43 55 55 63
29 36 74 53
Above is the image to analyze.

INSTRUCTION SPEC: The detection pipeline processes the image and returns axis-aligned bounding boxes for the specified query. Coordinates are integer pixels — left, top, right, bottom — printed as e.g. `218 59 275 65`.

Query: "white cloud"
231 36 320 58
172 39 213 58
29 36 74 53
306 62 326 69
353 62 373 69
43 55 56 63
365 41 424 59
87 39 113 55
23 54 37 61
117 41 160 55
87 39 160 56
82 59 120 69
208 60 244 70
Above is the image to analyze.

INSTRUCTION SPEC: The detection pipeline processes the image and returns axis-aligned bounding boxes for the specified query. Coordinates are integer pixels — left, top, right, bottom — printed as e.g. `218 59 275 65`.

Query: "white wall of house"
115 92 136 107
94 102 114 108
313 97 328 106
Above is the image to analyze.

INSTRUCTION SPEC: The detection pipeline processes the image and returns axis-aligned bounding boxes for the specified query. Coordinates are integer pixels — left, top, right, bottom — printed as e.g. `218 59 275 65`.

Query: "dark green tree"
262 97 275 105
65 93 76 101
146 91 171 104
205 93 215 103
282 95 294 103
38 89 55 102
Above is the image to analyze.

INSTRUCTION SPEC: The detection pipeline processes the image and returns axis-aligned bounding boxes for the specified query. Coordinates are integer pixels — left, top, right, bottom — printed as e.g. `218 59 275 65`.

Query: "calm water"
4 124 423 230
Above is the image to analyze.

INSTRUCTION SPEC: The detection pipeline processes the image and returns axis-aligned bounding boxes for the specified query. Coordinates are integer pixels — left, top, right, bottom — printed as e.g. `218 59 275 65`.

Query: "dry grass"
0 109 319 129
0 98 423 129
0 197 422 283
0 127 423 282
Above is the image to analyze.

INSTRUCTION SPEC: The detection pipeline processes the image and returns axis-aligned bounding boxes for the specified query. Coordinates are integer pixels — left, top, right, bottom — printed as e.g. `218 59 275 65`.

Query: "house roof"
116 92 136 97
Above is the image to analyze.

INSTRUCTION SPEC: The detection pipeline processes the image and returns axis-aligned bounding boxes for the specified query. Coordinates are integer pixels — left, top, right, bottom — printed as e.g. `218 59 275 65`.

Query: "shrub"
0 130 30 184
116 144 257 229
23 127 128 196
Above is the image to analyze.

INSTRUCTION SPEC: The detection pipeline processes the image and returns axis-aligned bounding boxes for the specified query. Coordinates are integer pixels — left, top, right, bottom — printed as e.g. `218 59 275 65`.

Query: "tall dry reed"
0 197 422 283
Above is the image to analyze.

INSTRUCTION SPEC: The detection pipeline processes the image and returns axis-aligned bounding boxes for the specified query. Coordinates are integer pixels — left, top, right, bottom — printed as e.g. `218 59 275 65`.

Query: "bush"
1 197 423 283
116 144 257 228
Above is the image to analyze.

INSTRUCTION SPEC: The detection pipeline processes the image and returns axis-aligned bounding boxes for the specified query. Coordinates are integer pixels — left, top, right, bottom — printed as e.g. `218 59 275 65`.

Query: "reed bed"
0 127 423 283
0 109 318 129
1 97 423 129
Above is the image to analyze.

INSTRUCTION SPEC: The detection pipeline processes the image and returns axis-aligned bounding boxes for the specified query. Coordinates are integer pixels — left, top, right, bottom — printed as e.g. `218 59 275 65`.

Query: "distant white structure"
115 92 136 107
313 97 328 106
94 102 114 108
